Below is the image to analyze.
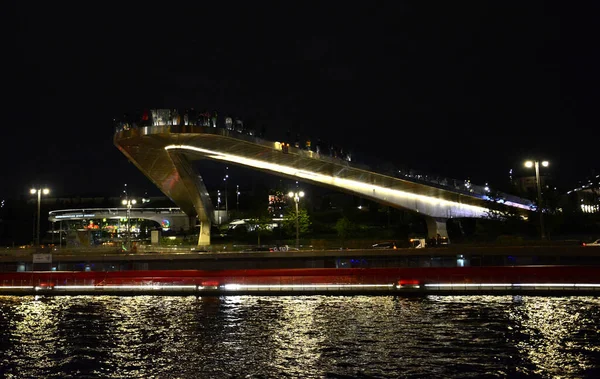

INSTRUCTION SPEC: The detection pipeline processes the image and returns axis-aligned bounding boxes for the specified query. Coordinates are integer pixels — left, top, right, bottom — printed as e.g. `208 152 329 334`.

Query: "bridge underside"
115 126 531 245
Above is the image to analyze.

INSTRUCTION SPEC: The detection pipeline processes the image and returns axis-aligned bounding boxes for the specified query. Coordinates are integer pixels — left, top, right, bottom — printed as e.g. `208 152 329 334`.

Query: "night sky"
3 2 599 200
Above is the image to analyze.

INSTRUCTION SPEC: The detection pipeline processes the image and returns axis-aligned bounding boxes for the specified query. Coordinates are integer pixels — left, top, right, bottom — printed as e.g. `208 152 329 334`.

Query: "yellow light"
288 191 294 198
525 161 534 168
122 199 127 205
42 188 49 195
164 144 528 215
30 189 37 194
131 199 137 205
299 191 305 197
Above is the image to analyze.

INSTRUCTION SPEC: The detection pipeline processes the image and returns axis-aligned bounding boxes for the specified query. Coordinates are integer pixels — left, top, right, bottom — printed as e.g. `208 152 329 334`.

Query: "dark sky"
3 2 599 200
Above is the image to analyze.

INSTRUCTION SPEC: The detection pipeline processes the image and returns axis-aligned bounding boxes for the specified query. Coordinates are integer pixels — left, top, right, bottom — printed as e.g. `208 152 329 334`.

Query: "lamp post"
216 190 222 225
224 167 229 216
524 160 549 240
236 184 240 212
122 198 136 251
288 190 304 250
30 188 50 247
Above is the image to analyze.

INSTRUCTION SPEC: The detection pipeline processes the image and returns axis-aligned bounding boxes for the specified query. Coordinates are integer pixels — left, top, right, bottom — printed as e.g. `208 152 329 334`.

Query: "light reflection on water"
0 295 599 378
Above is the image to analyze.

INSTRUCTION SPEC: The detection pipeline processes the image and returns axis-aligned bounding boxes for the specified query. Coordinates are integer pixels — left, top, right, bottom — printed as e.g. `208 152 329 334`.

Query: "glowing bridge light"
4 282 600 293
424 283 513 288
423 283 600 289
0 286 34 290
51 284 198 290
223 284 242 290
221 283 395 290
54 285 96 290
164 145 533 214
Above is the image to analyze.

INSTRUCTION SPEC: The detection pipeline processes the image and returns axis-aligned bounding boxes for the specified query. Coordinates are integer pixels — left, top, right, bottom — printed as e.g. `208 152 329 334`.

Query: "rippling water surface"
0 295 600 378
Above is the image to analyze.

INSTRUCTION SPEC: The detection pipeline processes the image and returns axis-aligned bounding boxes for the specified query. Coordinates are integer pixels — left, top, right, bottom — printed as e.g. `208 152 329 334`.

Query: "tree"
282 206 311 237
335 217 357 246
248 211 273 246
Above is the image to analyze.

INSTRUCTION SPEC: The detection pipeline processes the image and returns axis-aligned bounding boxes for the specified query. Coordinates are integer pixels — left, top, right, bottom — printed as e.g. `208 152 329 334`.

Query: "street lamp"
122 198 137 251
524 160 549 240
288 190 304 250
224 167 229 216
30 188 50 247
236 184 240 212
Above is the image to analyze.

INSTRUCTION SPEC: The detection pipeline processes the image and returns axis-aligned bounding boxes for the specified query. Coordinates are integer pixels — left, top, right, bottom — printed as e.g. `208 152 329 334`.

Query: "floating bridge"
114 124 533 246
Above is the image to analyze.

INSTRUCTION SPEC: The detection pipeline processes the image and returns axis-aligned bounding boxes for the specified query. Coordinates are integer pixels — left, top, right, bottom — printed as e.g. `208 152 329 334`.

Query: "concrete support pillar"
197 220 211 246
425 217 449 241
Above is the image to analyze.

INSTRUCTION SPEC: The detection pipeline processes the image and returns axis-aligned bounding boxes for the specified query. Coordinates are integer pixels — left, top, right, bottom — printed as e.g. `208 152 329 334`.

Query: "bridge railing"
381 167 527 203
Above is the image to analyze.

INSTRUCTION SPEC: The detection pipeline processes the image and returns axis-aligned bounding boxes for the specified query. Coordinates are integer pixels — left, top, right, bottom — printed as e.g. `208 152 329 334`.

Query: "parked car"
427 236 450 247
191 247 210 253
243 246 272 252
582 239 600 247
372 241 397 249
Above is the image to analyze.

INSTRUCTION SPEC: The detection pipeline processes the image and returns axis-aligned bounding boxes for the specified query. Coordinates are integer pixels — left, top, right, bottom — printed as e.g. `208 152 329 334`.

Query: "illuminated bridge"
48 208 190 231
114 123 534 246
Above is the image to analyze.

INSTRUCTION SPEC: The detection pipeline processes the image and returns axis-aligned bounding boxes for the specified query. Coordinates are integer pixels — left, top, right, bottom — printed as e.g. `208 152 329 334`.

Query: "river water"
0 295 599 378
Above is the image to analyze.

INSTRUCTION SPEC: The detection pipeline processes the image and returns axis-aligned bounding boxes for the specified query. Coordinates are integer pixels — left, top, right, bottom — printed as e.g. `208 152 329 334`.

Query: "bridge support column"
198 220 211 246
425 217 449 242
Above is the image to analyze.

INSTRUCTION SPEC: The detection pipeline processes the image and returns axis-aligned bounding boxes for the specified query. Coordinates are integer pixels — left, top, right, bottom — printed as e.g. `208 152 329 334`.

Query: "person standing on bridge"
188 108 197 126
200 111 210 127
172 109 181 125
141 109 150 126
235 118 244 133
212 111 218 128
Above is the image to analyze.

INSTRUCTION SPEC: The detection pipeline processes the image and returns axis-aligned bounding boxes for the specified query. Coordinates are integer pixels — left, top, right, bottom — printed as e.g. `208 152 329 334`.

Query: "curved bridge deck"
114 124 534 243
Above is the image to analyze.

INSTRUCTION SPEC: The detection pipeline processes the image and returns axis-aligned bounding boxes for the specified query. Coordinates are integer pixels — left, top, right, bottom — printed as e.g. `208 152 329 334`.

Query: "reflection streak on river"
0 295 599 378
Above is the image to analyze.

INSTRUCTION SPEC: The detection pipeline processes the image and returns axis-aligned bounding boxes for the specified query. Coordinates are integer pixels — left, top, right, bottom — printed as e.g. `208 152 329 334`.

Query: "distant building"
268 190 286 218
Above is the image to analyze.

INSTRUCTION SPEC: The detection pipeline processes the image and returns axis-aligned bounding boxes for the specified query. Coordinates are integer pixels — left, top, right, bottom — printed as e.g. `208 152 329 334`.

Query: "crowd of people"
115 108 265 138
114 109 352 162
284 133 352 162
